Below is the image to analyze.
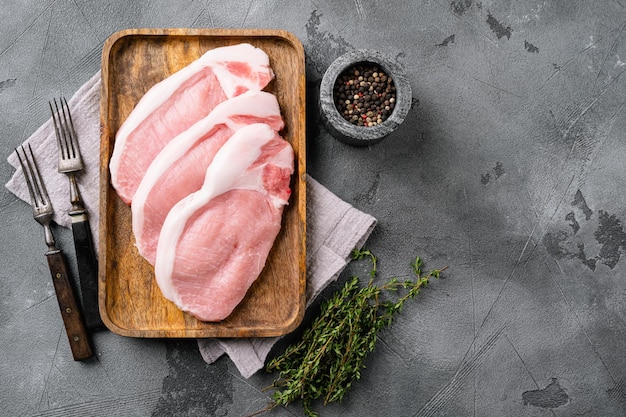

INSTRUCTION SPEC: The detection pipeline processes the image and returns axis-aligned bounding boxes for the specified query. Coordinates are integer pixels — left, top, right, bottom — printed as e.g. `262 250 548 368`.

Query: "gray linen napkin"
5 72 377 378
6 73 101 243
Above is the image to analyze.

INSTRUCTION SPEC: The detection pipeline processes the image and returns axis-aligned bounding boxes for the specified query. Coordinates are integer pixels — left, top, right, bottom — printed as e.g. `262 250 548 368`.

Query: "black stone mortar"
319 50 412 146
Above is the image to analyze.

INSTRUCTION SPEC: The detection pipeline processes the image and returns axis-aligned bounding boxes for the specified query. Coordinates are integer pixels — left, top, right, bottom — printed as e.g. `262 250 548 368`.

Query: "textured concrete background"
2 1 626 416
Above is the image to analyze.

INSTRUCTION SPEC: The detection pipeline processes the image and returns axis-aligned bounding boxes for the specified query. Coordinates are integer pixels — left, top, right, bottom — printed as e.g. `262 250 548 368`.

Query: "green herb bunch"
256 249 446 417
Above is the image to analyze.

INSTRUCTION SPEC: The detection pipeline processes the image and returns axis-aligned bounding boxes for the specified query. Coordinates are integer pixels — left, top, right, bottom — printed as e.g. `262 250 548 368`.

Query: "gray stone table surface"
1 1 626 416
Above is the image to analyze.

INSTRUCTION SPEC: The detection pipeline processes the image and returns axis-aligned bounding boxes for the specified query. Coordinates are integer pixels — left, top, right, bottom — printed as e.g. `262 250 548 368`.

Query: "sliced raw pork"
131 91 284 265
110 43 274 204
154 123 294 322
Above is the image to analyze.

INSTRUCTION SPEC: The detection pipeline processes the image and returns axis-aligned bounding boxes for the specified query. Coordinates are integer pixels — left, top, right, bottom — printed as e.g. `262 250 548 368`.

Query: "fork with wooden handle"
15 144 93 361
50 97 103 331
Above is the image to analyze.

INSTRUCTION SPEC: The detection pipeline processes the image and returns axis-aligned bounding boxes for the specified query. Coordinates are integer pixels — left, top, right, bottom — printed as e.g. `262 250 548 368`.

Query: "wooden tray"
98 28 306 338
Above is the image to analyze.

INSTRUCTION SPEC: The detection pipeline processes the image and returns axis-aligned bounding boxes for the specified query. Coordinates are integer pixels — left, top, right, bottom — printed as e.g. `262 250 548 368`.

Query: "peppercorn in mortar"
333 63 397 127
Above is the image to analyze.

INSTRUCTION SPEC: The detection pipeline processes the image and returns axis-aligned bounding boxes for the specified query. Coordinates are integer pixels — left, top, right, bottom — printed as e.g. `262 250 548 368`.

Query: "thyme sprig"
351 248 378 277
255 250 446 417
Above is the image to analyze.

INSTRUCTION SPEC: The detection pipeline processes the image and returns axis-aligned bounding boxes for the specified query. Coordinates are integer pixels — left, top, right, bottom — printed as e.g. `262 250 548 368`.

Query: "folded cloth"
7 73 102 244
5 71 377 378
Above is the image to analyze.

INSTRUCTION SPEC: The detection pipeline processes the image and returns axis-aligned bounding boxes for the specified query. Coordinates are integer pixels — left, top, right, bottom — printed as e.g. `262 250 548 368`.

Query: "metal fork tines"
50 98 83 193
15 145 92 361
50 97 103 331
16 145 55 250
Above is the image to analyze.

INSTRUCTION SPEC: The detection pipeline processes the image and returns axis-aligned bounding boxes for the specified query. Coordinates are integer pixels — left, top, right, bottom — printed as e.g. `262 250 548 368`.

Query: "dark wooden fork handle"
70 213 104 330
46 250 93 361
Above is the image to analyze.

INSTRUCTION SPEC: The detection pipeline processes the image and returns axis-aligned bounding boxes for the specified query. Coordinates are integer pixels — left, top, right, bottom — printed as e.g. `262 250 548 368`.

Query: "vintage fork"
50 97 103 330
15 144 93 361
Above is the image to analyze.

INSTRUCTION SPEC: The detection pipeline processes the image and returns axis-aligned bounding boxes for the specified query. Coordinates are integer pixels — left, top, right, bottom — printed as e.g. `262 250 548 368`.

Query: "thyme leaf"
254 250 447 417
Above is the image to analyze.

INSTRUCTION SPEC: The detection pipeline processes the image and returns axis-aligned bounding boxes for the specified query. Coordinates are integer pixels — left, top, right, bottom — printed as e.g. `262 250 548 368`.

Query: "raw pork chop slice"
154 123 294 322
131 91 284 265
110 43 274 204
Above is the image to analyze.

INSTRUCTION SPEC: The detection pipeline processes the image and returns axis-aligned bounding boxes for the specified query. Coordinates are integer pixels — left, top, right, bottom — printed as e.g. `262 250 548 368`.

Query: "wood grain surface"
98 28 306 338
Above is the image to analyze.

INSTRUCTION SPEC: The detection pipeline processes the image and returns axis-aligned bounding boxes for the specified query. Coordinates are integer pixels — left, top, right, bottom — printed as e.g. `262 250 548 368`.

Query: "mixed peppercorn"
333 63 396 127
